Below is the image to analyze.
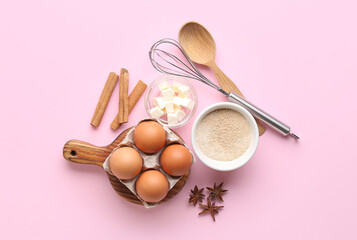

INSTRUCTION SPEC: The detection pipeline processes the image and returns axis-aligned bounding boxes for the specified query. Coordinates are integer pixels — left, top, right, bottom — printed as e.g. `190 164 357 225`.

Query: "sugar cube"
173 96 183 107
158 80 170 91
174 107 186 121
171 81 182 92
164 100 174 113
153 97 165 109
161 88 174 101
181 98 195 110
178 84 190 97
149 106 165 118
167 113 179 126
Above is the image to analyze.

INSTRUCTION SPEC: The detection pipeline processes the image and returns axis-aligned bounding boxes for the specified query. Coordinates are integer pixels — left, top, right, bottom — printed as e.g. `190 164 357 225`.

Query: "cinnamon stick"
110 80 147 130
122 69 129 123
118 68 129 124
90 72 119 127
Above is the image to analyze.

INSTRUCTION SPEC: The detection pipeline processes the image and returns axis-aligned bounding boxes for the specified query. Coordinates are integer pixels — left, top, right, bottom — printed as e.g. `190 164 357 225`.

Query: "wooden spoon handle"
208 61 244 97
207 61 266 136
63 140 111 167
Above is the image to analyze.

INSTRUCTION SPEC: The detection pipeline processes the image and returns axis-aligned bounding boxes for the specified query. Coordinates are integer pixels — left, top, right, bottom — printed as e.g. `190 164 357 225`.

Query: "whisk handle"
228 92 298 139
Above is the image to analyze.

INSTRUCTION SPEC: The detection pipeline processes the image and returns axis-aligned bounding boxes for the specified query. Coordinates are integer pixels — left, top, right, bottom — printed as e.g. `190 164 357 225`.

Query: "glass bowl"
144 75 197 128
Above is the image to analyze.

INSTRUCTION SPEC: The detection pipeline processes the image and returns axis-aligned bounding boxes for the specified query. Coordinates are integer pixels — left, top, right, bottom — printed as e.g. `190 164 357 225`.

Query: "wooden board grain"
63 127 189 205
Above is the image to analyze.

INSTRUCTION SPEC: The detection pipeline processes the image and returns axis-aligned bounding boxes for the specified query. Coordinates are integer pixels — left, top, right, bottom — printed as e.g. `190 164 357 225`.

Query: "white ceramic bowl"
191 102 259 171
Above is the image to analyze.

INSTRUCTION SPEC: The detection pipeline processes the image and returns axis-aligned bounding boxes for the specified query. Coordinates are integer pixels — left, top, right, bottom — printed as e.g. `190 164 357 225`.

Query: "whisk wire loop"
149 38 226 93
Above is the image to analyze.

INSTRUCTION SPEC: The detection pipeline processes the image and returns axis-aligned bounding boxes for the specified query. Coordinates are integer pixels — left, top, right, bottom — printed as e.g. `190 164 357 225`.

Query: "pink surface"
1 0 356 239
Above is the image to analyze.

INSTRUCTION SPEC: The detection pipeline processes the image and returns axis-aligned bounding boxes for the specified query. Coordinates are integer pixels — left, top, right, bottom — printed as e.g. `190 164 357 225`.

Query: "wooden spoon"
63 127 189 205
178 21 266 135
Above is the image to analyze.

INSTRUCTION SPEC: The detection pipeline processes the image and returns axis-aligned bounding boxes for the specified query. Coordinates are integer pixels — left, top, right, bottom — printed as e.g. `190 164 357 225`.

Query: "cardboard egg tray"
103 118 195 208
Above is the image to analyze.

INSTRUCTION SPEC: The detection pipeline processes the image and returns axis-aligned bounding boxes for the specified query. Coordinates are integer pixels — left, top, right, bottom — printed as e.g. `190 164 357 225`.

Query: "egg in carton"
103 118 195 208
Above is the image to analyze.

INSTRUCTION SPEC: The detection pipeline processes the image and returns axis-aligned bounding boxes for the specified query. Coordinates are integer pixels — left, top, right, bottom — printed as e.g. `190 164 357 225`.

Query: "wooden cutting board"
63 127 189 205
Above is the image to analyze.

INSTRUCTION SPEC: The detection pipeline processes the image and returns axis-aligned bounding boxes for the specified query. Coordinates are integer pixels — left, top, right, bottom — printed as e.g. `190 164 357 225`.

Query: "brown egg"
160 144 193 176
133 121 166 154
109 147 143 180
135 170 169 203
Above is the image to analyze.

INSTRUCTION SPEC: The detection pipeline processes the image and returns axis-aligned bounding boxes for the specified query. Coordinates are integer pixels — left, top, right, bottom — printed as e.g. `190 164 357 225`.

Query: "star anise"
206 182 228 202
189 185 205 206
199 197 224 221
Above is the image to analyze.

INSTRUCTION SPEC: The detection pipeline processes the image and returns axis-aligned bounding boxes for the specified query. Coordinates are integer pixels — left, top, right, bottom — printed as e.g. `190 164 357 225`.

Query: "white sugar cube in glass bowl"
145 75 197 128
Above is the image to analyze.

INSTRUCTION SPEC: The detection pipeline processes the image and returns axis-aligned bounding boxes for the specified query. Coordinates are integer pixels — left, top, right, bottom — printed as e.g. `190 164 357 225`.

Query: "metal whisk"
149 38 299 139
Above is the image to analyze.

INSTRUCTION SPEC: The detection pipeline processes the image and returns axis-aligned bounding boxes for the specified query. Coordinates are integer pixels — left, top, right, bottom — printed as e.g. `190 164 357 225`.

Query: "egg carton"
103 118 195 208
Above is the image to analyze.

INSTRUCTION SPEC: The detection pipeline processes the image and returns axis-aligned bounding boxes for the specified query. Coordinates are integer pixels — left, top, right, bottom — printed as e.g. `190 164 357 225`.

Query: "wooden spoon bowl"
63 127 189 205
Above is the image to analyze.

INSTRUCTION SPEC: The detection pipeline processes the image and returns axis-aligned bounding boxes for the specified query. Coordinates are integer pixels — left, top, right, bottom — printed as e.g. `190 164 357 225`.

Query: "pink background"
1 0 356 239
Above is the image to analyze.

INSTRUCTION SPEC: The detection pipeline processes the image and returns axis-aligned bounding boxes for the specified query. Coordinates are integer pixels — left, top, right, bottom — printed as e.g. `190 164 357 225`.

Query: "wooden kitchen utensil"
63 127 189 205
178 21 266 135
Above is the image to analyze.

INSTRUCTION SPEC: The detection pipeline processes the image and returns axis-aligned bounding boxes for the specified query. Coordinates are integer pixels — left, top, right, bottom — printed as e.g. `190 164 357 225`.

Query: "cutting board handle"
63 140 111 167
